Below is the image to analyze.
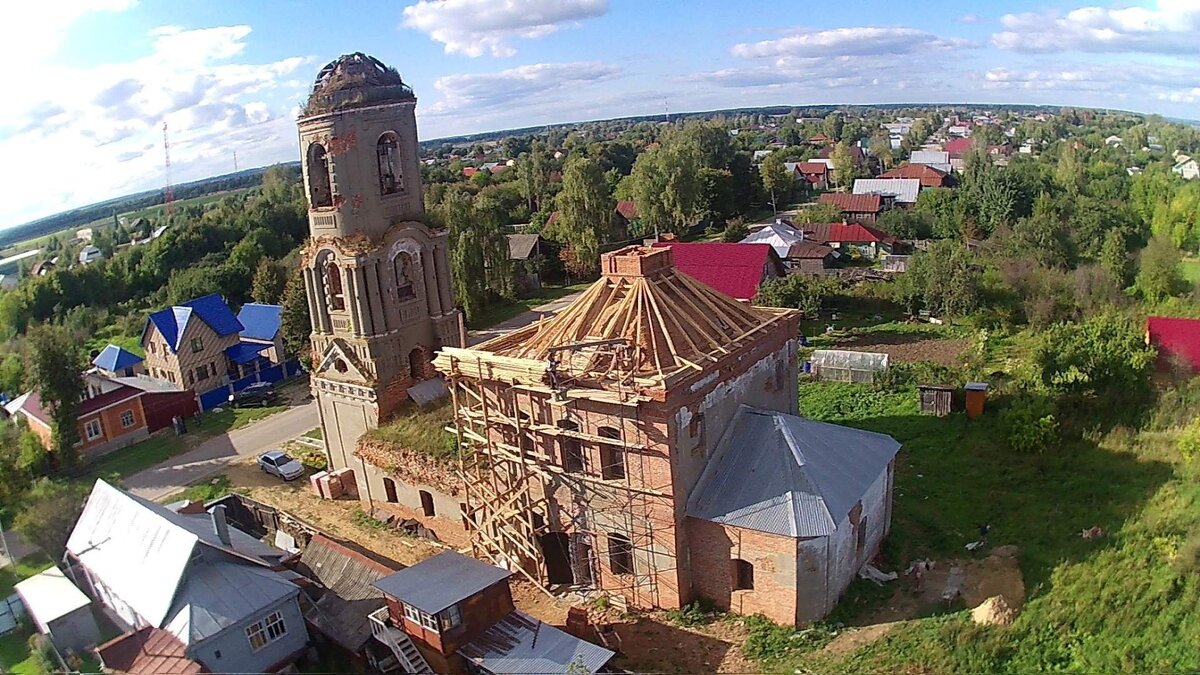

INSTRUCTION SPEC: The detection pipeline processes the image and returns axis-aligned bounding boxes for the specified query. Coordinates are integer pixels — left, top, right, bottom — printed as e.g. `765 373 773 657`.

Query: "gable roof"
880 162 951 186
818 192 883 214
800 222 897 245
66 480 289 639
1147 316 1200 371
796 161 828 175
93 344 144 372
236 303 282 342
649 242 777 301
147 294 243 353
164 559 297 643
853 178 921 204
615 200 639 220
787 241 836 259
740 222 805 259
944 137 973 156
296 535 400 652
373 551 512 614
687 406 901 537
507 233 542 260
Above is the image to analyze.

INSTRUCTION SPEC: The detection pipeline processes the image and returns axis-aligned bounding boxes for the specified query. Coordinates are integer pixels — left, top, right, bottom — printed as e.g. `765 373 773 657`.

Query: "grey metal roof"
165 558 298 644
372 551 512 614
854 178 921 204
296 535 399 652
507 233 542 260
686 406 901 537
459 610 614 675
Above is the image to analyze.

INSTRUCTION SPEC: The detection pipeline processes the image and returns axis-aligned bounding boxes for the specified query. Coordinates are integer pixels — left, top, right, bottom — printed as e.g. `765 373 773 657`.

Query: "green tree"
759 153 791 212
0 352 24 395
1151 181 1200 253
722 217 749 243
755 275 840 317
876 209 933 240
517 142 553 213
830 142 856 188
1135 235 1188 303
1031 313 1156 401
26 324 84 466
822 113 845 142
629 137 702 236
914 188 965 239
279 267 312 365
800 202 844 224
903 241 982 316
1055 143 1085 196
679 122 736 169
1099 229 1133 288
1130 164 1178 223
549 157 614 276
869 134 895 171
13 479 89 557
250 258 287 304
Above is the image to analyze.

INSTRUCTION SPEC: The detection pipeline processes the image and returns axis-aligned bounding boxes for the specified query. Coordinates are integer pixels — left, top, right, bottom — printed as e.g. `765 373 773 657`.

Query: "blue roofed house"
236 303 286 366
92 344 145 378
67 480 309 674
142 294 247 390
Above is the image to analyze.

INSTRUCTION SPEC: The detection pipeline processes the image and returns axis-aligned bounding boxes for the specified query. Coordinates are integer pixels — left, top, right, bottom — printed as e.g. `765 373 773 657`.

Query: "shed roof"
236 303 282 342
296 535 399 652
853 178 921 204
818 193 883 214
96 627 204 675
787 241 836 259
687 406 901 537
373 551 512 614
93 344 144 372
507 234 542 260
147 294 242 353
740 222 805 259
14 566 90 625
224 341 270 365
459 610 614 675
649 242 776 301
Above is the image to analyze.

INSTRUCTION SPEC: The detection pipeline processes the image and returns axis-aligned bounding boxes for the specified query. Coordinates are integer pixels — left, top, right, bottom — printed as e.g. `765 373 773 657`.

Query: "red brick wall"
79 397 147 453
686 518 798 625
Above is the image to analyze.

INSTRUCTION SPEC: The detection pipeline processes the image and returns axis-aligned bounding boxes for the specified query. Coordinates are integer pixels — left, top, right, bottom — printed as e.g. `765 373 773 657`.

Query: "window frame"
190 336 204 354
84 419 103 440
245 610 287 653
607 533 634 576
733 558 755 591
439 603 462 632
120 410 135 428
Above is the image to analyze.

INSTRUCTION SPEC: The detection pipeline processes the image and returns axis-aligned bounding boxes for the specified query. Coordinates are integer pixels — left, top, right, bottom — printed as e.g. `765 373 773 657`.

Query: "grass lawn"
760 380 1200 673
0 628 43 675
160 475 234 505
303 427 323 440
466 282 591 330
363 401 456 461
1182 256 1200 284
80 405 288 482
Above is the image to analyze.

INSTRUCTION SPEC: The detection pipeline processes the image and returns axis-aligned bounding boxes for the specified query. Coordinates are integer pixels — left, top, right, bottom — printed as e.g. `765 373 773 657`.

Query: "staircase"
368 607 434 674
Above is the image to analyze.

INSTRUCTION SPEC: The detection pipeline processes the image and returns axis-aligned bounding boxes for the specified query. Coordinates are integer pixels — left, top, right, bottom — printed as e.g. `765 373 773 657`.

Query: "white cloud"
402 0 607 57
993 0 1200 53
0 23 308 227
426 61 620 113
1 0 137 62
731 27 971 62
959 13 985 24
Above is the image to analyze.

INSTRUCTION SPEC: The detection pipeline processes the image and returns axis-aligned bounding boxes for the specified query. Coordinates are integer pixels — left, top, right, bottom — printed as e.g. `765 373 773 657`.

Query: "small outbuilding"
14 566 101 654
810 349 889 383
687 406 901 624
918 384 955 417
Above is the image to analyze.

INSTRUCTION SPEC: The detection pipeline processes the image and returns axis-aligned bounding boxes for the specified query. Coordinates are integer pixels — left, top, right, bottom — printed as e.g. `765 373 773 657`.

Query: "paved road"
125 400 318 502
468 291 584 345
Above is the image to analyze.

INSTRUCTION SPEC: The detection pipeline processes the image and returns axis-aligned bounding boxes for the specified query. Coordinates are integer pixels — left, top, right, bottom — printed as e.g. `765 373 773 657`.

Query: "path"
468 291 584 345
124 401 317 502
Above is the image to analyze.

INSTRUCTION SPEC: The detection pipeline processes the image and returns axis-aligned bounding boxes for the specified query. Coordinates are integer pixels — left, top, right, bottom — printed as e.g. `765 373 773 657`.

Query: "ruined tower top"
304 52 415 117
600 245 675 279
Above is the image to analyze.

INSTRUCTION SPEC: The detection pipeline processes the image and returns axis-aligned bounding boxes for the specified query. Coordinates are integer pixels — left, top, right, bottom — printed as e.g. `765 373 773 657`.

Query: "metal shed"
810 350 889 383
15 567 101 654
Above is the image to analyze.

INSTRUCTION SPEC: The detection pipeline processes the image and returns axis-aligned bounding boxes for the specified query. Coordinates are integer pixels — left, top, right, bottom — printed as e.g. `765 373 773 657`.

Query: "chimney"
210 504 231 546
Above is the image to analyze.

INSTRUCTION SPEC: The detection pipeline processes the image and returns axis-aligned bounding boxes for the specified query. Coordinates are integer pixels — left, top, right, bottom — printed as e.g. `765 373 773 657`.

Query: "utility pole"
233 150 239 172
163 121 175 215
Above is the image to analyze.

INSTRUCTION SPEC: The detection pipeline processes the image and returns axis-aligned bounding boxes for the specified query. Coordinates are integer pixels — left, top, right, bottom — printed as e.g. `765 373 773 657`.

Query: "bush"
722 218 749 243
1176 530 1200 574
1178 418 1200 462
741 614 837 662
665 599 721 627
1002 392 1060 453
874 361 965 392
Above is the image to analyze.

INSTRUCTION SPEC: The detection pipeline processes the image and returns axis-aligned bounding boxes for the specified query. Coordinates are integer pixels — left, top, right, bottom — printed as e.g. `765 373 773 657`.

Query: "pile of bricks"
310 467 357 499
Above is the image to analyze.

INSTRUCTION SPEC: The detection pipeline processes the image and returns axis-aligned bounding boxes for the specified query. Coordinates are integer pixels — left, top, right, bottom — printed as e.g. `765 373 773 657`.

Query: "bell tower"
298 53 464 480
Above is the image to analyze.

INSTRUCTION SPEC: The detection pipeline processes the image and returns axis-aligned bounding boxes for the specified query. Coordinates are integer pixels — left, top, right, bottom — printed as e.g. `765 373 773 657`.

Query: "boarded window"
607 533 634 576
733 559 754 590
557 420 584 473
598 426 625 480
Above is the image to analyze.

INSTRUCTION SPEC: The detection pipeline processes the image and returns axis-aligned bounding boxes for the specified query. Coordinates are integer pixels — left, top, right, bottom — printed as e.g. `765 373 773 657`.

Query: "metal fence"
196 359 303 411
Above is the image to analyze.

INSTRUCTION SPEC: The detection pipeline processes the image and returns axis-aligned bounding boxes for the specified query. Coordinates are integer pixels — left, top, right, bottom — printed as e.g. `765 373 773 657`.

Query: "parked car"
229 382 277 408
258 450 305 481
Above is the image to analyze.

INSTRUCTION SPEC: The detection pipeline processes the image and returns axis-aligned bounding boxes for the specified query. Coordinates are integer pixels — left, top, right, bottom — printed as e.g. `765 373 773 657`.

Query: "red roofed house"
819 145 865 166
650 242 784 301
14 386 149 457
785 162 829 190
1147 316 1200 372
945 137 973 172
880 163 955 188
818 193 885 223
799 222 898 259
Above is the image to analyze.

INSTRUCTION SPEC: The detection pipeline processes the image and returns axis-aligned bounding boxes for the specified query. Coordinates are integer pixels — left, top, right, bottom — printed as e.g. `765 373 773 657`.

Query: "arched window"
598 426 625 480
394 253 415 300
324 261 345 311
733 559 754 590
419 490 436 517
557 419 584 473
377 132 403 195
307 143 333 207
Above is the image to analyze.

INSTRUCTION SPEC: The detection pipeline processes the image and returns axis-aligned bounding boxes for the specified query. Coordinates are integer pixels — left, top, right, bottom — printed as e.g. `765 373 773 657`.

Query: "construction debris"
971 595 1019 626
858 564 897 586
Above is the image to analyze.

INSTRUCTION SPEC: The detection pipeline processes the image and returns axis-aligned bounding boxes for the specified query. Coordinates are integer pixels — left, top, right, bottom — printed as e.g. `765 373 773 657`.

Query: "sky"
3 0 1200 228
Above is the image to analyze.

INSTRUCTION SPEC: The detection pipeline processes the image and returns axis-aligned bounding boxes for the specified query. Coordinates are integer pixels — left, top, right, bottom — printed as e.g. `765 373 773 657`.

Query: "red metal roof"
20 386 142 426
1147 316 1200 371
945 137 972 156
818 192 883 213
650 242 774 301
799 222 897 245
880 163 951 187
97 628 205 675
615 200 639 220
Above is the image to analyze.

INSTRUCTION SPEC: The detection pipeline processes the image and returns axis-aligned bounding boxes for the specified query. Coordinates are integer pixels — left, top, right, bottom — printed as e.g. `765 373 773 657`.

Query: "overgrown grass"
352 508 390 530
466 282 591 330
1181 257 1200 284
159 475 234 505
0 629 42 675
665 599 723 628
80 405 288 482
364 401 456 461
771 380 1200 673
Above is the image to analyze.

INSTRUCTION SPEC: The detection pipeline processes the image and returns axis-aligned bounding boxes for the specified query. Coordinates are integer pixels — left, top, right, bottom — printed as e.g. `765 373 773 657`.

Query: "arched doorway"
409 347 425 382
382 477 398 503
538 532 573 585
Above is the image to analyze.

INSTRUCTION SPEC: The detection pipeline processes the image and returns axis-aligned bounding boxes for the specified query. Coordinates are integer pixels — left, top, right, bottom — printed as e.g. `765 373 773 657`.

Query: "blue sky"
3 0 1200 227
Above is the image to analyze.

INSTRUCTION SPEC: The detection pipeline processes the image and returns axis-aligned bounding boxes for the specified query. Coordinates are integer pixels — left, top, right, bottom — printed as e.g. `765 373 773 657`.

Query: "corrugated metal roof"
686 406 900 537
741 222 804 259
459 610 614 675
911 150 950 164
236 303 282 342
14 566 90 624
372 551 511 614
165 558 297 643
93 344 144 371
297 535 399 652
854 178 921 204
224 341 270 365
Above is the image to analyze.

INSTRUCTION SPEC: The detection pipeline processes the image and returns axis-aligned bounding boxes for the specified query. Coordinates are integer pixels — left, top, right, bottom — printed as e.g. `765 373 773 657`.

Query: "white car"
258 450 305 481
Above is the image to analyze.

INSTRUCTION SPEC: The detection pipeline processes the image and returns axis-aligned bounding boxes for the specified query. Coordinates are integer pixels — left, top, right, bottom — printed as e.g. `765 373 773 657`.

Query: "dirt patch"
606 615 752 674
840 335 970 367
